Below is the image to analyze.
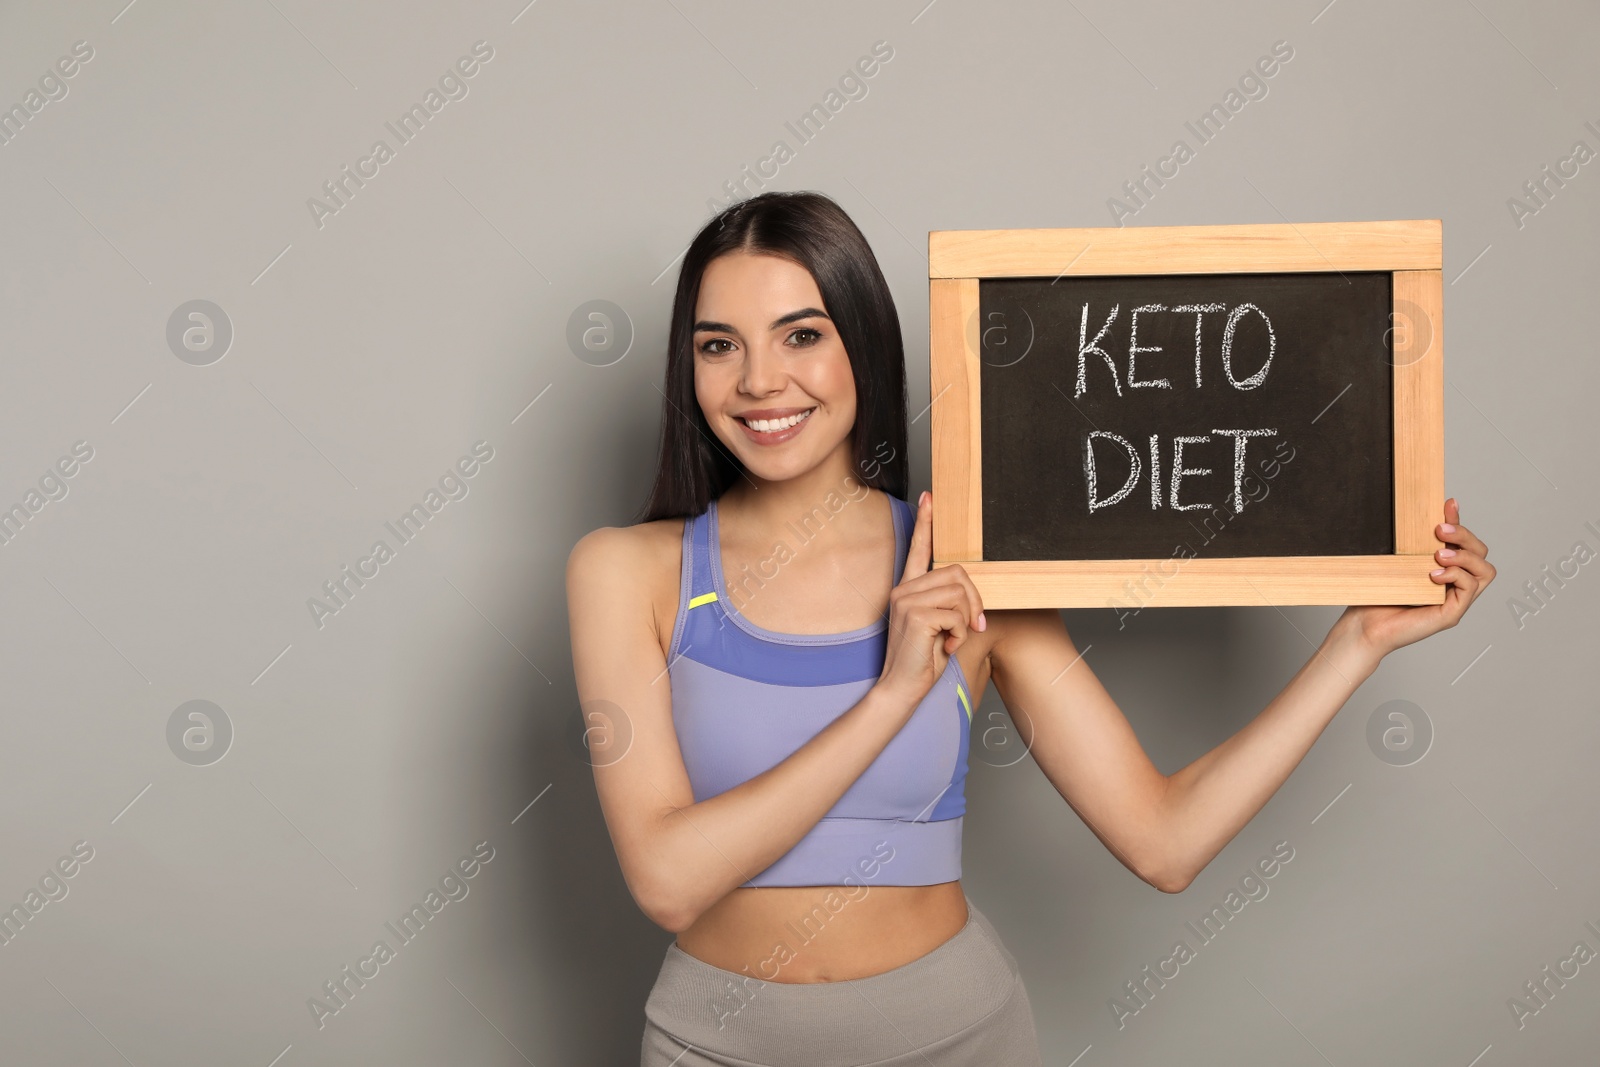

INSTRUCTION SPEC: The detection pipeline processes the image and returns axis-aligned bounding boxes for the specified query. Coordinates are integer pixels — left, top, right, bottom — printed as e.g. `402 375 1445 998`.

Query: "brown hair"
635 190 909 523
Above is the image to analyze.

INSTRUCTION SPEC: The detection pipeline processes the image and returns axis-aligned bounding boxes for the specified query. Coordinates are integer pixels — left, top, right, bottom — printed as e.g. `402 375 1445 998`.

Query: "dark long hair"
635 191 909 523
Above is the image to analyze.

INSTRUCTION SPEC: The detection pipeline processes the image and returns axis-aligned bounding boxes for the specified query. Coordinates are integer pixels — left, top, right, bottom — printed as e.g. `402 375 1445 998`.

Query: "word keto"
705 40 894 218
0 440 95 549
0 840 95 947
1506 518 1600 630
0 39 94 148
308 41 495 230
308 441 495 629
1108 40 1294 226
1506 120 1600 230
709 840 896 1030
1109 841 1295 1030
1075 301 1278 399
1073 300 1279 514
1109 437 1296 628
1506 917 1600 1030
720 445 895 619
307 841 495 1029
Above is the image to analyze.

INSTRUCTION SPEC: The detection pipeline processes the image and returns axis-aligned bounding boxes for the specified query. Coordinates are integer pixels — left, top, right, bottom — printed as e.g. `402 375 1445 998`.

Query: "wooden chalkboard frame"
927 219 1445 607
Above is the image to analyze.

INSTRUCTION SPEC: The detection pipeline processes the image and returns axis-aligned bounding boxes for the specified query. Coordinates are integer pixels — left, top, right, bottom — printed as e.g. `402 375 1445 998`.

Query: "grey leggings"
640 896 1044 1066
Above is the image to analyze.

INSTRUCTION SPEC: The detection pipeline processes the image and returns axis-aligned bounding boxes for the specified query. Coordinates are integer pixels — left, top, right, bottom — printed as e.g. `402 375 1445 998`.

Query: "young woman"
565 191 1494 1065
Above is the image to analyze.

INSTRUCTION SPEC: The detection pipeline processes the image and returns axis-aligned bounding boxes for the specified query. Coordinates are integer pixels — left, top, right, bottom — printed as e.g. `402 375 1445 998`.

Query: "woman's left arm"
989 497 1494 893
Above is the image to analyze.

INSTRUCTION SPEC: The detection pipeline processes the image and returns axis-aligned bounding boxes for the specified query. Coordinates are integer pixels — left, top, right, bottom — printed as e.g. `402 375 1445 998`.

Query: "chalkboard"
978 271 1394 561
926 220 1446 608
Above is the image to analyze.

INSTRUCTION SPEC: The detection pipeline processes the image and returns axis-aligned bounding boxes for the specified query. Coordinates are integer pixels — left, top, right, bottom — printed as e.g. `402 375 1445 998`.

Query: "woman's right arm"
564 497 980 934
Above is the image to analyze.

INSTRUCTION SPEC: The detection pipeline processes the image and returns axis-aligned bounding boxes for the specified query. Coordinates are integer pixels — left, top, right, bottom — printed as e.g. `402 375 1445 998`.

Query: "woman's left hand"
1336 497 1495 660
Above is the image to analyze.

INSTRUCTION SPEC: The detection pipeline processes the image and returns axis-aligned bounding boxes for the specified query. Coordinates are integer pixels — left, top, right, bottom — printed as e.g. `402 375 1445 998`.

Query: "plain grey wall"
2 1 1595 1063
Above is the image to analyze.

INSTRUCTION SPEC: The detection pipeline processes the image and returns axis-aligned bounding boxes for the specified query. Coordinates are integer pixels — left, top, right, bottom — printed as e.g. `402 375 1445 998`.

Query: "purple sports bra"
666 492 973 888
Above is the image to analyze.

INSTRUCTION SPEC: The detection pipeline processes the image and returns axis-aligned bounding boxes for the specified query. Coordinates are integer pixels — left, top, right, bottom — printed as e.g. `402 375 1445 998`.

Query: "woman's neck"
717 451 881 552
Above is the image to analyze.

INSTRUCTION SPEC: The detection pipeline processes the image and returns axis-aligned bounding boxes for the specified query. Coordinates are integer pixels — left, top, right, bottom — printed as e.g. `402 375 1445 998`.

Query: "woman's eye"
698 338 734 356
788 328 822 347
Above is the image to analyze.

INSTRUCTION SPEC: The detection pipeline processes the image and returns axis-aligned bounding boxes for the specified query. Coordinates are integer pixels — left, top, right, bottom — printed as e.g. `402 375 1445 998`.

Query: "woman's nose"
740 342 784 394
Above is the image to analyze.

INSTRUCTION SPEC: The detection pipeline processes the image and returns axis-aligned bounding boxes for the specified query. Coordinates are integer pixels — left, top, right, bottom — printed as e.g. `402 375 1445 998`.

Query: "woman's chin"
739 456 810 483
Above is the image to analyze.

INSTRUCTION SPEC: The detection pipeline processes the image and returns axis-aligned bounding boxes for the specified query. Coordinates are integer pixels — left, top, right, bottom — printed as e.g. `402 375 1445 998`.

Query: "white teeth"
743 408 813 433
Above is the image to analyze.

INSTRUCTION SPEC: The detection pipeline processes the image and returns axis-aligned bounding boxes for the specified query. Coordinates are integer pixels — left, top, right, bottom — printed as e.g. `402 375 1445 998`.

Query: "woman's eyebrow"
693 307 832 334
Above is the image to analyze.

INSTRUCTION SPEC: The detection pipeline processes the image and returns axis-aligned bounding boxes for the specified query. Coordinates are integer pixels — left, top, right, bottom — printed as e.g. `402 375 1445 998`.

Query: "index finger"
1439 497 1488 559
900 490 932 584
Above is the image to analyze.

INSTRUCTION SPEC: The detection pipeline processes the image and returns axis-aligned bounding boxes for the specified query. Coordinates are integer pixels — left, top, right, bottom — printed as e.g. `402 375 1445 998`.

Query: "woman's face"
692 250 856 484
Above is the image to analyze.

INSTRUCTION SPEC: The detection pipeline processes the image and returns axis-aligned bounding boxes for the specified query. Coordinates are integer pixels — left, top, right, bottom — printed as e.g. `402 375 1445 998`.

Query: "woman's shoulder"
568 515 687 584
567 516 691 654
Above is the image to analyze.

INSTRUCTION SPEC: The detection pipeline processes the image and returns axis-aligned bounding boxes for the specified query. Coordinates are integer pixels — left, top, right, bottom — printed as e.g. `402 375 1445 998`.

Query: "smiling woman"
567 191 1044 1065
640 194 909 516
690 254 863 476
564 189 1495 1067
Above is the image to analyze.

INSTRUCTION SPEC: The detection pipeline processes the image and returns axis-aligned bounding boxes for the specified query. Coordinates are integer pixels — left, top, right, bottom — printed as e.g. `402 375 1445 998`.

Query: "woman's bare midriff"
674 881 970 983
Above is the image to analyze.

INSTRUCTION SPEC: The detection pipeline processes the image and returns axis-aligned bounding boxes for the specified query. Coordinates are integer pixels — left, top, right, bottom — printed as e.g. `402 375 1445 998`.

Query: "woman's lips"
735 407 815 446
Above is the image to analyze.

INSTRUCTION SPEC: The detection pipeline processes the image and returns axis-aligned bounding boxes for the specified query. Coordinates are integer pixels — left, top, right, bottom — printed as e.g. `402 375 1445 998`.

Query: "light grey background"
1 1 1595 1064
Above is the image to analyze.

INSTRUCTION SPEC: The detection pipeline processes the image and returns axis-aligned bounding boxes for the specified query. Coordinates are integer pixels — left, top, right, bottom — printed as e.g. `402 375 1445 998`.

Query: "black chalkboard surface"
978 271 1394 561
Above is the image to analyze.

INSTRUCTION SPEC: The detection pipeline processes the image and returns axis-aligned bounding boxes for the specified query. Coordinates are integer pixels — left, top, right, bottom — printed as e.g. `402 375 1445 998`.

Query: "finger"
1428 563 1478 594
1438 519 1488 560
1429 565 1480 617
1438 497 1488 559
896 580 978 626
901 604 967 667
913 604 968 649
1449 549 1493 582
900 491 932 585
1455 552 1493 588
1434 546 1487 574
935 562 985 632
898 553 984 627
1448 552 1495 591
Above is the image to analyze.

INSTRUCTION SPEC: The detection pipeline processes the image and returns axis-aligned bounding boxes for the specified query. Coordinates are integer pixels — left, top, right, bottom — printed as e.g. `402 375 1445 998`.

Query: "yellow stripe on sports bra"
688 591 718 609
956 682 971 722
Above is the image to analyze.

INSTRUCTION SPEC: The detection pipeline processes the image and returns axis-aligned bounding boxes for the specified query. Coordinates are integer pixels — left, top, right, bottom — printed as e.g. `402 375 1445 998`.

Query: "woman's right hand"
876 491 986 707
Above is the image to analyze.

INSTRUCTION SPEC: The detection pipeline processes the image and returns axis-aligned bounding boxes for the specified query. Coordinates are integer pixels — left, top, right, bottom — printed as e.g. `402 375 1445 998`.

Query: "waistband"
742 816 962 887
644 896 1021 1062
